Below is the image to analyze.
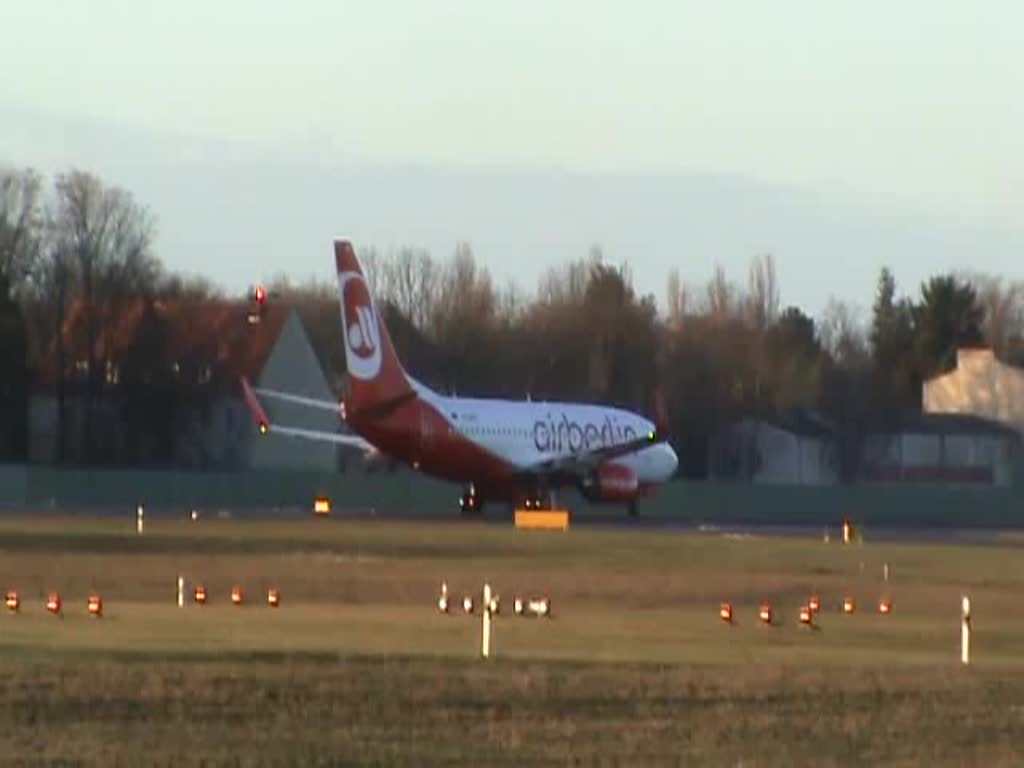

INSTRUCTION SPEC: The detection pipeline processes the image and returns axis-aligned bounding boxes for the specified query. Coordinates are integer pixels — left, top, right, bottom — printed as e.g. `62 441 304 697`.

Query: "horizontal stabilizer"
240 377 376 454
250 385 344 414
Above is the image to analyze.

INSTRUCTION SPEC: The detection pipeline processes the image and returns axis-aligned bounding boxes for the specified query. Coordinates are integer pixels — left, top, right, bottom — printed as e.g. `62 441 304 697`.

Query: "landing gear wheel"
459 487 484 516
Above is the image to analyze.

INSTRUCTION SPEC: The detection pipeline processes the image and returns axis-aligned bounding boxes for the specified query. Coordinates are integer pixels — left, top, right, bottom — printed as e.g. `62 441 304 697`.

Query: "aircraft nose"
662 443 679 478
663 444 679 475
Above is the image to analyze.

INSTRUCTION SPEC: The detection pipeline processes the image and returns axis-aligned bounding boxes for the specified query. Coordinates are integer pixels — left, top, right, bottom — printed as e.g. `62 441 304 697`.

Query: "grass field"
1 514 1023 765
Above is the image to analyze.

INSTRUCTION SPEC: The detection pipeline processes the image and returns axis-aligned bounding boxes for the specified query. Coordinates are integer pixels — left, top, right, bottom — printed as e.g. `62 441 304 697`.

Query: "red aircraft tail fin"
334 240 415 415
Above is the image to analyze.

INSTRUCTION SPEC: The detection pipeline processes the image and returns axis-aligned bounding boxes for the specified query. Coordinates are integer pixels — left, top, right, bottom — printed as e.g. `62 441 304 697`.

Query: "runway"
4 502 1024 547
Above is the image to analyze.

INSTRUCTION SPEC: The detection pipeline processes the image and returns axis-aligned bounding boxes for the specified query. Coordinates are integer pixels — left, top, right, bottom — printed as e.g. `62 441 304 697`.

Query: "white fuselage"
413 381 679 484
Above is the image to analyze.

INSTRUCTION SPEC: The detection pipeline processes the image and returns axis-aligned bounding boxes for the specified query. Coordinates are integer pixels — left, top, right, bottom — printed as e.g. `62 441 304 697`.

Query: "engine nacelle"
583 462 640 503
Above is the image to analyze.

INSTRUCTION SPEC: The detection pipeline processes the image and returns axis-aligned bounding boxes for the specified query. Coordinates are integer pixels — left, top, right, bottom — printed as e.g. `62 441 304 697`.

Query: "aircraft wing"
517 431 660 478
240 377 377 454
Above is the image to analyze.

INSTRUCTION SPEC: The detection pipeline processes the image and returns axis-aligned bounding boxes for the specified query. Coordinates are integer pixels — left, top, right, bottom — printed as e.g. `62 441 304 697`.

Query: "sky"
2 1 1023 317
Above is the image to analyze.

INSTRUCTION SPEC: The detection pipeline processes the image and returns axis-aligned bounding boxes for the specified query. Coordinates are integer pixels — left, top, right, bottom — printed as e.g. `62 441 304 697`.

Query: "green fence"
0 464 1021 526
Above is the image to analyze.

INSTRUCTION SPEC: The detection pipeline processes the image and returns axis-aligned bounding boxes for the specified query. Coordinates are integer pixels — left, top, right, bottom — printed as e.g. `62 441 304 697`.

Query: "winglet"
240 377 271 433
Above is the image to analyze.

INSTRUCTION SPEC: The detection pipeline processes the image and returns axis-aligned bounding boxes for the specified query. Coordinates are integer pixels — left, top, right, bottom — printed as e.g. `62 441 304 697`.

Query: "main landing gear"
459 485 484 515
521 488 558 511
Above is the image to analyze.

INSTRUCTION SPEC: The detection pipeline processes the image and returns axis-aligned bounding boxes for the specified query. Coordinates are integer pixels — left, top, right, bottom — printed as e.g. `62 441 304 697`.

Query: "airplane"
241 239 679 516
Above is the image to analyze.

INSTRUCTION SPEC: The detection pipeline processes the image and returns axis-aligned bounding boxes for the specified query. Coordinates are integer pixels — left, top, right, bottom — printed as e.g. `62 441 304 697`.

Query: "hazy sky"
2 1 1023 315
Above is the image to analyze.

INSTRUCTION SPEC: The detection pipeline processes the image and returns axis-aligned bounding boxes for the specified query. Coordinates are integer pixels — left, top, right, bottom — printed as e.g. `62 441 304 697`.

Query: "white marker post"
136 504 144 534
177 576 185 608
438 580 449 613
883 562 890 583
961 596 971 666
482 583 493 659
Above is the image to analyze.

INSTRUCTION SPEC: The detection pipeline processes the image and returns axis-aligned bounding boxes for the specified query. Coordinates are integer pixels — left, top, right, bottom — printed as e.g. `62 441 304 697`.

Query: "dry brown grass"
1 657 1022 766
1 515 1024 765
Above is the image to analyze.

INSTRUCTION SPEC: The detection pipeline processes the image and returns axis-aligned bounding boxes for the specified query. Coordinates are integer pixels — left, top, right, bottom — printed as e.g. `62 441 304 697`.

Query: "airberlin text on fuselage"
533 413 636 453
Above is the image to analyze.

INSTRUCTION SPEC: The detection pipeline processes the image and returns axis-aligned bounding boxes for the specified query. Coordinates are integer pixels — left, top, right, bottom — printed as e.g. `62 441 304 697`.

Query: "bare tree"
745 252 779 330
390 246 439 331
0 166 44 296
159 272 223 301
538 257 588 308
705 264 736 322
666 268 689 329
360 245 384 299
818 297 869 367
962 272 1024 361
49 170 156 462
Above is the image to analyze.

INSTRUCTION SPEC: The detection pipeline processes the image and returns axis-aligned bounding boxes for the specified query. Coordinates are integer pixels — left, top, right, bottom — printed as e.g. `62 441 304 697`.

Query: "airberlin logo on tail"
339 272 382 381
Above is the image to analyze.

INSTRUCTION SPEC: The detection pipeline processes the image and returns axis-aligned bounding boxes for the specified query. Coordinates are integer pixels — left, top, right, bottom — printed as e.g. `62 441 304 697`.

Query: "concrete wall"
0 465 28 509
710 420 838 485
1 466 1021 527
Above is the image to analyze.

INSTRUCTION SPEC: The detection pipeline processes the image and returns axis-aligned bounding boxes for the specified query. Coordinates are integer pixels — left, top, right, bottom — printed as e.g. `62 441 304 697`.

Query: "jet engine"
582 462 640 503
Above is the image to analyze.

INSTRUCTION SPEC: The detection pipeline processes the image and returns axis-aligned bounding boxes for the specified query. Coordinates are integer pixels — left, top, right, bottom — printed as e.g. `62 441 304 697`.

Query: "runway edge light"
758 602 773 625
5 590 19 613
879 597 892 614
719 602 733 624
843 596 856 614
88 594 103 618
527 596 550 618
438 581 449 614
46 592 62 616
267 588 281 607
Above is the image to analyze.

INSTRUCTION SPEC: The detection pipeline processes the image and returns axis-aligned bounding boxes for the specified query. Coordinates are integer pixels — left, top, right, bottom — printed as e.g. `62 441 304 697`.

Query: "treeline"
277 247 1024 479
3 165 1024 474
0 166 218 465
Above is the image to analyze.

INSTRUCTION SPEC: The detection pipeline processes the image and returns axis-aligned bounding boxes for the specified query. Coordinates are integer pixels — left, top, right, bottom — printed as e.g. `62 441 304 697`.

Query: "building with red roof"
30 297 342 470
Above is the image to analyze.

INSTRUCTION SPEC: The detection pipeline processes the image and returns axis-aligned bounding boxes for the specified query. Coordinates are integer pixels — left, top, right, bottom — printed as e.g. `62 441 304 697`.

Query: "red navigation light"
255 285 267 304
